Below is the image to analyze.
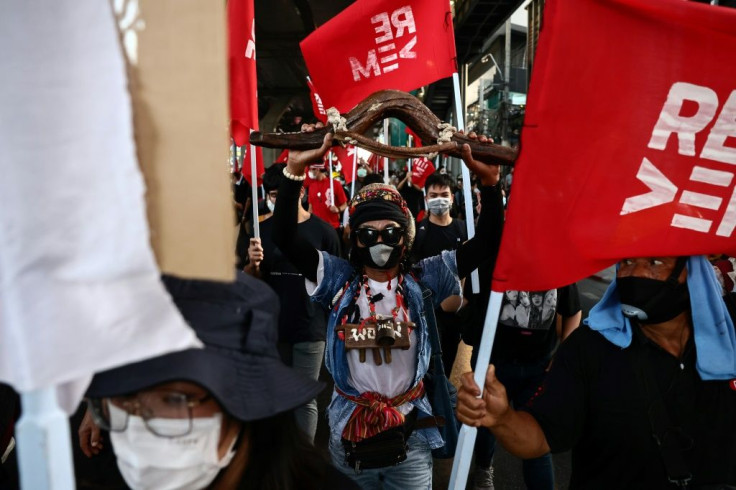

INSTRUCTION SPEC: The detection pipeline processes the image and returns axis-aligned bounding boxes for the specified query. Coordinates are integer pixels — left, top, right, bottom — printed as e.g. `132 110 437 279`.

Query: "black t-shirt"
250 216 340 343
412 218 467 261
491 284 581 363
400 185 424 218
522 325 736 489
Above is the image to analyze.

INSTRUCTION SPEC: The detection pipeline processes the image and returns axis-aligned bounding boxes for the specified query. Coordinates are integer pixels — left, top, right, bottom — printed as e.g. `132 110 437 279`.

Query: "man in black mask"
457 255 736 489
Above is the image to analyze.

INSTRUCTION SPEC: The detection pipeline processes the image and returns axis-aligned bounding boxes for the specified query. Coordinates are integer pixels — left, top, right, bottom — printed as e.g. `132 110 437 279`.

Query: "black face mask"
617 260 690 324
353 243 403 270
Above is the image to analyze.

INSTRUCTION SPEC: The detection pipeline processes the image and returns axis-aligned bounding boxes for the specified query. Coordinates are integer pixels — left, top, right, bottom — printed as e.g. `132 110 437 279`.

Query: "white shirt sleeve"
304 251 325 296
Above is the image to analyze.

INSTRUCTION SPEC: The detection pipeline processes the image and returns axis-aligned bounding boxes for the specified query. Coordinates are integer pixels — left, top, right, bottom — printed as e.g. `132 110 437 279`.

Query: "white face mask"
308 170 318 180
426 197 451 215
109 404 237 490
266 199 275 212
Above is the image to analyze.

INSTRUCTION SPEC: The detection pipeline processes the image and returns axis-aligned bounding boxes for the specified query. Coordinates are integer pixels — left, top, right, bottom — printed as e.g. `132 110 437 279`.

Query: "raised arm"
454 137 504 278
271 130 333 282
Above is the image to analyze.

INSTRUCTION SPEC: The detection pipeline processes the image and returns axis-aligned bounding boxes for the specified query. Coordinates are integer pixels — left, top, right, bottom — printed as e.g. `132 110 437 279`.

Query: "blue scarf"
586 256 736 380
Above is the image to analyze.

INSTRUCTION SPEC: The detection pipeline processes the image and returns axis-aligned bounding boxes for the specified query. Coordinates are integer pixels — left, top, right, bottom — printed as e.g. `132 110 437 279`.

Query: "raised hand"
459 132 500 187
286 123 333 177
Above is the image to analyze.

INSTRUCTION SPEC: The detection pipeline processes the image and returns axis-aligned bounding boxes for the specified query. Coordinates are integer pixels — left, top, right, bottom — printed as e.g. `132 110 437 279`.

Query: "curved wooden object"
249 90 518 166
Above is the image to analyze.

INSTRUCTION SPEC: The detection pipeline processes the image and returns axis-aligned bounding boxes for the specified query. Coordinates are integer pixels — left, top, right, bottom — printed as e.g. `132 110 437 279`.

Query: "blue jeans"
277 341 325 443
328 432 433 490
471 351 555 490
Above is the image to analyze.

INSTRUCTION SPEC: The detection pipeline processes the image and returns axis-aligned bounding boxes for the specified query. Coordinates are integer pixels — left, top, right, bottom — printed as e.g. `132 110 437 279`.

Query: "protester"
0 384 19 489
305 160 348 235
457 256 736 488
412 171 468 373
469 284 581 490
243 163 339 443
454 175 466 221
272 127 503 488
396 168 425 219
80 273 360 490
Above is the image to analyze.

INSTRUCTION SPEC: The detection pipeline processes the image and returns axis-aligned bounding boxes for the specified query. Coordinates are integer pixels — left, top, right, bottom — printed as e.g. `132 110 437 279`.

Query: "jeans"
277 341 325 443
328 432 433 490
471 351 555 490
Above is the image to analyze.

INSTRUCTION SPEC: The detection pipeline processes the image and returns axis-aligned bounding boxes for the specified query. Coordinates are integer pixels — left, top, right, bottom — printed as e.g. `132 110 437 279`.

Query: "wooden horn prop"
250 90 518 167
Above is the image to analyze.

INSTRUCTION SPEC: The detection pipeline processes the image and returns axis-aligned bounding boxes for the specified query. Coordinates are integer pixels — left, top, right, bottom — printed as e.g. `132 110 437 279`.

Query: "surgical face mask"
426 197 451 216
109 405 237 490
266 199 275 212
354 243 403 270
357 168 368 178
308 170 318 180
617 277 690 324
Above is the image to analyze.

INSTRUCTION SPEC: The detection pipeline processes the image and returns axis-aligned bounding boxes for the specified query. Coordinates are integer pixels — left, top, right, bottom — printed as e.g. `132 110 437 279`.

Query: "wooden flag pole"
449 290 504 490
452 71 480 294
16 388 75 489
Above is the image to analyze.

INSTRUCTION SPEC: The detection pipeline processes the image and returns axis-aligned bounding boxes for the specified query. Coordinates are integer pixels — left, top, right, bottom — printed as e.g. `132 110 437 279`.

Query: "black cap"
86 272 323 422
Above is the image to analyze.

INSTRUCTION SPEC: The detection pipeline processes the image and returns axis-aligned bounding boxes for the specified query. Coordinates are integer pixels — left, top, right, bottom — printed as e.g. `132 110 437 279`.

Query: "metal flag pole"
248 131 260 239
328 150 335 206
16 388 75 489
448 290 504 490
351 147 358 198
453 71 480 294
383 118 390 184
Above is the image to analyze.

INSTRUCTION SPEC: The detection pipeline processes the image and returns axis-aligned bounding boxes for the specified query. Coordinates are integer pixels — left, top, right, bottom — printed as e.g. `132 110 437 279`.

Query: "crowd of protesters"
2 122 735 490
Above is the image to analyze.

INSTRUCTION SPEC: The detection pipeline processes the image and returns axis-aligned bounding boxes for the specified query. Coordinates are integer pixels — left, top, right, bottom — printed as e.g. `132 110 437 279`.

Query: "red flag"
240 144 264 186
274 149 289 164
405 125 423 147
307 77 328 123
300 0 457 112
337 145 359 183
492 0 736 293
228 0 258 146
411 157 435 189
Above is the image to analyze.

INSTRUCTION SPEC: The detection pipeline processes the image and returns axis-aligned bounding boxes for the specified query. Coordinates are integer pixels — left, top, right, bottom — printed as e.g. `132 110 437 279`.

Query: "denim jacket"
311 249 462 448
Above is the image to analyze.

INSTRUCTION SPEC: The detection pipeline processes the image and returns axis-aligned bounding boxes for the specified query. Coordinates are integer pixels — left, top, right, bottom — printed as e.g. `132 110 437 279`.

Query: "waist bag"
341 409 417 471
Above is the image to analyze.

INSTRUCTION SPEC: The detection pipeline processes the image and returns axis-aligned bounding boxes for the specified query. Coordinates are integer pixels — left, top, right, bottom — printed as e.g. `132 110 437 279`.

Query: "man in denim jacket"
273 127 503 489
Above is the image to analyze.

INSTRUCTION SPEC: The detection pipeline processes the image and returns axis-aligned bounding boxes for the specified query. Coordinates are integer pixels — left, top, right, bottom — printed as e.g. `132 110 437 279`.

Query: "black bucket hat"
86 272 324 422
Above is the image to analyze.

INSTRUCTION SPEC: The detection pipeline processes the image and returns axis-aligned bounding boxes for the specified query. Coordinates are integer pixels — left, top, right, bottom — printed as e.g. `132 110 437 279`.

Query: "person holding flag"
305 159 348 243
457 255 736 488
272 127 502 487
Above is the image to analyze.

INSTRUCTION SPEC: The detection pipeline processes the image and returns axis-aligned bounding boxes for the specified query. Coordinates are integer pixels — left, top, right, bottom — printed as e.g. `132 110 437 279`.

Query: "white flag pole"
406 135 413 179
448 290 504 490
248 131 260 239
383 118 390 184
452 71 480 294
16 388 75 489
351 148 358 198
328 151 335 206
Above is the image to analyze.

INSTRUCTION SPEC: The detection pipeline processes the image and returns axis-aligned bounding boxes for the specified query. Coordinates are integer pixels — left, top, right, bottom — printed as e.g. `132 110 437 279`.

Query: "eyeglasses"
87 390 213 438
354 226 404 247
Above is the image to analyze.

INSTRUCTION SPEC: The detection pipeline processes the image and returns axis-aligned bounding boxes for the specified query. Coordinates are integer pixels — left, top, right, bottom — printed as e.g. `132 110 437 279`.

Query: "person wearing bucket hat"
80 272 361 490
272 126 503 488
